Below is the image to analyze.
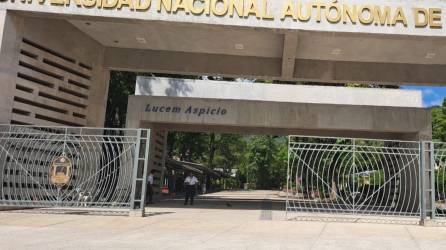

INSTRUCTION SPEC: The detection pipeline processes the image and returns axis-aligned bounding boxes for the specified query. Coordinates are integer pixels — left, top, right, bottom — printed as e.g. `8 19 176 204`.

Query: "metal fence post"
352 138 356 215
130 129 151 217
419 141 427 224
130 130 141 211
419 141 437 226
141 130 151 209
430 142 436 220
286 135 290 219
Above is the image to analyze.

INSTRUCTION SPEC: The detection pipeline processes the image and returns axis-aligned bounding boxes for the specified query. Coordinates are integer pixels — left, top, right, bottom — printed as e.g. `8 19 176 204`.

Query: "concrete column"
281 33 298 80
87 65 110 127
147 129 167 196
0 11 23 124
160 130 168 192
125 97 142 129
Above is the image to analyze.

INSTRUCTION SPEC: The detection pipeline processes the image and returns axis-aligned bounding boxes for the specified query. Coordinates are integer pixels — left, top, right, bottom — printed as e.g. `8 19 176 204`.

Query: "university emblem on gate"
50 155 72 187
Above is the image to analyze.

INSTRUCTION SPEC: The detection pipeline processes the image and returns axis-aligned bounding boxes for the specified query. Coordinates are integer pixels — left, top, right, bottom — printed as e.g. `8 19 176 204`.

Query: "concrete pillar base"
419 219 437 227
128 209 145 217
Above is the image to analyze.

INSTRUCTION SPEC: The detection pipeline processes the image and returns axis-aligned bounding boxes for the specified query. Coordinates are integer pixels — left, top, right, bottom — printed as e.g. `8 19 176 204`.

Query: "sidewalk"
1 202 446 250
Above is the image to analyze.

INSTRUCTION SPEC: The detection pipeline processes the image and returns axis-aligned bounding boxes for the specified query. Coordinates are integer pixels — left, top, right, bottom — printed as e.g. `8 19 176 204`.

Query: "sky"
402 86 446 107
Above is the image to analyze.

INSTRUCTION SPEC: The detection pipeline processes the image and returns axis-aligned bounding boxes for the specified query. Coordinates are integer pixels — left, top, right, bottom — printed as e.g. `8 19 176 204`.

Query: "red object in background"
161 186 169 194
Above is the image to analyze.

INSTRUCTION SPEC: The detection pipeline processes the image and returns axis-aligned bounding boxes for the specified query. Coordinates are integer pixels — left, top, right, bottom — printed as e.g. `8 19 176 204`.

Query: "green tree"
432 98 446 141
167 132 209 162
213 134 247 178
104 71 136 127
245 136 287 189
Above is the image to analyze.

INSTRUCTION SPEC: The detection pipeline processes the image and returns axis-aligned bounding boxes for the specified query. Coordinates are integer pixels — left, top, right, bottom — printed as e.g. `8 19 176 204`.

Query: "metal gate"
287 136 422 219
434 143 446 220
0 125 150 211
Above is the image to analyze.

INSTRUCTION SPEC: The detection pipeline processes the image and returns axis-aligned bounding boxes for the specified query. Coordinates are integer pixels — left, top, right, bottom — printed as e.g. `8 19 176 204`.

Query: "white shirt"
184 176 199 185
148 174 154 185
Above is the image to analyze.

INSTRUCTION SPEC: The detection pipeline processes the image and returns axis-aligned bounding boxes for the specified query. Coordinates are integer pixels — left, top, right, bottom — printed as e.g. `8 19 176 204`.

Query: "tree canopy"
432 98 446 141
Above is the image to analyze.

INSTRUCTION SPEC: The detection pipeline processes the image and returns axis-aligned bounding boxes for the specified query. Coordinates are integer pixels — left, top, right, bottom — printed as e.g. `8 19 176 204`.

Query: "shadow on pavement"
147 196 286 211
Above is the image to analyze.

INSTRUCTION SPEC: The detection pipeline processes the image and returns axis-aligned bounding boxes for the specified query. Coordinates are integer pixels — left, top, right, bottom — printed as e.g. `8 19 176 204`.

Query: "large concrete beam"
105 47 446 85
281 33 298 80
127 96 432 141
104 47 281 80
295 59 446 85
135 76 423 108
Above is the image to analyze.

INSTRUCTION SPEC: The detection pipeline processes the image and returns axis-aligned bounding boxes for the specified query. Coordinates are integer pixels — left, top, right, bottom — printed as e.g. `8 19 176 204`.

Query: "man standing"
184 172 199 205
147 170 155 205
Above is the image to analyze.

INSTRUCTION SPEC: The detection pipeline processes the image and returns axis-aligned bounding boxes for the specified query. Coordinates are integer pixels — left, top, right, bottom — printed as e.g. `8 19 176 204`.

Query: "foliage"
437 168 446 196
432 98 446 141
166 132 288 190
240 136 287 189
105 71 199 127
213 134 247 174
104 71 136 127
167 132 209 162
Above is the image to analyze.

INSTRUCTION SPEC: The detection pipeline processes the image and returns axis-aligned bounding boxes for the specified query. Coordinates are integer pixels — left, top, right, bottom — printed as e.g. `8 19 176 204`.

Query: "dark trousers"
184 185 195 205
147 184 153 204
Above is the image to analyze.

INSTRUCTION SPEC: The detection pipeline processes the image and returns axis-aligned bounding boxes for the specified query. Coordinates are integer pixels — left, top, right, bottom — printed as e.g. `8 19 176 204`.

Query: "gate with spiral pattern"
0 125 150 211
287 136 422 218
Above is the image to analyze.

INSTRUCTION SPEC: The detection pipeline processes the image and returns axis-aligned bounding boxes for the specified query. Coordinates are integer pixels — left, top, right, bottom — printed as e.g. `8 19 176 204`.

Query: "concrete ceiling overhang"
69 18 446 85
69 19 446 65
14 11 446 85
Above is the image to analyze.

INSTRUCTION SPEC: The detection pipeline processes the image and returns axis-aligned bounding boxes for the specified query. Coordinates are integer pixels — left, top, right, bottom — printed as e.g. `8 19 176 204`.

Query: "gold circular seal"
50 155 72 187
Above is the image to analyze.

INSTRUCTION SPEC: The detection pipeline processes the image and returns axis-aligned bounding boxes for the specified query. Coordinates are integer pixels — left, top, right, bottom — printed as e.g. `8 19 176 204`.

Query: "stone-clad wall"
0 11 109 127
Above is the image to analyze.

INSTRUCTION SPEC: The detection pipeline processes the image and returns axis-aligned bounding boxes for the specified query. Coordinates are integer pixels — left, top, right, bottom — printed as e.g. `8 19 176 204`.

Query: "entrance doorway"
126 75 435 223
147 130 289 219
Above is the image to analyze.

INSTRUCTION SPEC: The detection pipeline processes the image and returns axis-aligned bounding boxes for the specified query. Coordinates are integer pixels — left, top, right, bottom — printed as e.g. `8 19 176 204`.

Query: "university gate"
1 124 446 225
287 136 446 224
0 125 150 215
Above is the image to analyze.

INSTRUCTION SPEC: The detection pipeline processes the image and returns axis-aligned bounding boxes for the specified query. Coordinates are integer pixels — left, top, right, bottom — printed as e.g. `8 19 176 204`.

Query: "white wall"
136 77 423 108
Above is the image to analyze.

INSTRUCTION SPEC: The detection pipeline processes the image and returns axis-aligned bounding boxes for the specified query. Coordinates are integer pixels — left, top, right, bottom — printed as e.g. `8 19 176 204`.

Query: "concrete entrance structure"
128 76 431 141
0 1 442 220
126 76 431 198
1 0 446 127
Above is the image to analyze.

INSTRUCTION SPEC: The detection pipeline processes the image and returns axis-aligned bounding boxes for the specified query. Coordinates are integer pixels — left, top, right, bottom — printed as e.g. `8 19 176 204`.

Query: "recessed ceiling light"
330 48 342 55
235 43 244 50
136 37 147 44
426 52 436 59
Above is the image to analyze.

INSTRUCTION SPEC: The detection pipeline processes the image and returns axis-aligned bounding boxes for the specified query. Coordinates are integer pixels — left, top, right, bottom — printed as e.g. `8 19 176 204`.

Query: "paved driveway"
1 192 446 250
